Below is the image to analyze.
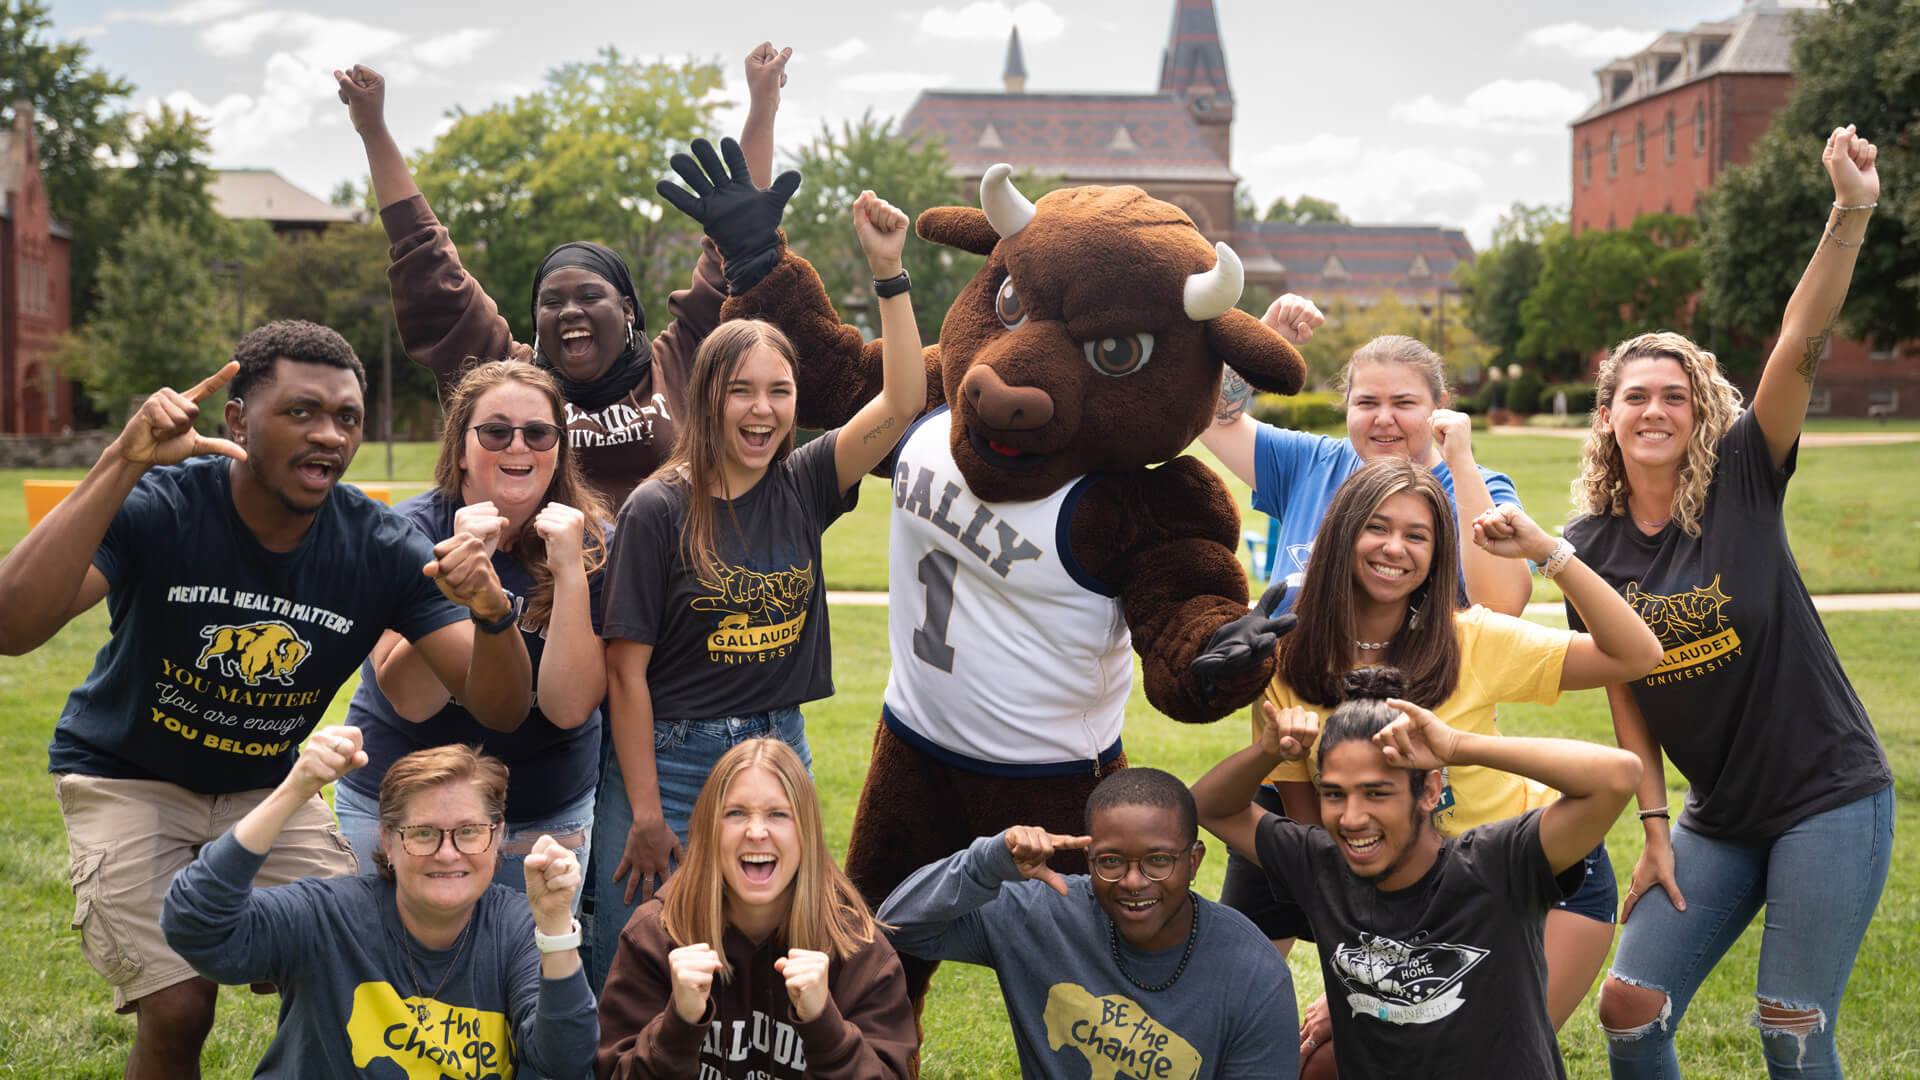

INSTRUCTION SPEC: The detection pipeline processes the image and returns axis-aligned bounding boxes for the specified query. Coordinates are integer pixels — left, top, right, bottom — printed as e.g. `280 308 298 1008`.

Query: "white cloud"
158 50 333 164
1523 22 1658 61
1511 148 1538 167
1242 141 1488 228
1248 134 1363 168
415 28 499 68
822 37 870 65
920 2 1066 43
198 12 406 64
1390 79 1590 134
106 0 255 25
837 72 953 93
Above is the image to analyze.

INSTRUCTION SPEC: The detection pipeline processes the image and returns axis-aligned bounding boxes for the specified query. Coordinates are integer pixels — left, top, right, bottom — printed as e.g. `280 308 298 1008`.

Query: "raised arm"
834 191 926 490
1430 410 1530 615
529 503 607 728
739 43 790 189
1191 702 1320 861
876 828 1086 962
1376 699 1640 873
1752 126 1879 467
394 532 534 730
1471 504 1662 688
1197 294 1323 486
335 66 419 211
0 363 243 655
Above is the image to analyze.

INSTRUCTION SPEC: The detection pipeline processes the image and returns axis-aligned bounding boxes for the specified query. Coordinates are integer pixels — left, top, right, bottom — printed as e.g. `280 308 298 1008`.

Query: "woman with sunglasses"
335 42 791 506
336 360 613 895
163 732 595 1078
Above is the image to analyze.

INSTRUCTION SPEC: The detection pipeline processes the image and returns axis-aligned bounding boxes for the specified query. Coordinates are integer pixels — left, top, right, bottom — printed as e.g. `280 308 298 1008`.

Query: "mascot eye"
995 277 1027 329
1083 333 1155 377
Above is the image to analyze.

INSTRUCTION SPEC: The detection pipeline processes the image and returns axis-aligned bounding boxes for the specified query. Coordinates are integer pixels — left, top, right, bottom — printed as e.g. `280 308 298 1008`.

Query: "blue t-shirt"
340 490 606 821
49 457 464 794
1250 425 1520 613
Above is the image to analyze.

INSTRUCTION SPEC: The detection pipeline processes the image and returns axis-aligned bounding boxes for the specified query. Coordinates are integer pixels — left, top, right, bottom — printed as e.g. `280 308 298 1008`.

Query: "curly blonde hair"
1572 331 1744 537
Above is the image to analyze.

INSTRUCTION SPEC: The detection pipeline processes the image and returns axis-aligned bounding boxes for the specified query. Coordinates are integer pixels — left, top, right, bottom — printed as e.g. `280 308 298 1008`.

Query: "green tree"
1518 213 1702 378
411 48 728 341
0 0 134 322
1263 195 1348 225
779 112 984 340
1295 292 1491 392
1701 0 1919 347
1457 203 1562 369
57 215 227 423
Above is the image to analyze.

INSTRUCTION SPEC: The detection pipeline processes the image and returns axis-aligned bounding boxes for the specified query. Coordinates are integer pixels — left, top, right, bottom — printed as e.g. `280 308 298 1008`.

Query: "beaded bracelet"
1832 200 1878 212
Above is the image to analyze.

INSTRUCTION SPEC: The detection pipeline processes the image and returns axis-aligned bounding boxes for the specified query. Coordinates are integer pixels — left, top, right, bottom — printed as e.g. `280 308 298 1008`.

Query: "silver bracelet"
1637 805 1671 819
1824 225 1864 249
1832 200 1878 212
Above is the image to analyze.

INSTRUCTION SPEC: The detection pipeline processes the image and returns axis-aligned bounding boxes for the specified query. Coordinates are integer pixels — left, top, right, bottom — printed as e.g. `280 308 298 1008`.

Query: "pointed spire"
1157 0 1232 103
1003 25 1028 93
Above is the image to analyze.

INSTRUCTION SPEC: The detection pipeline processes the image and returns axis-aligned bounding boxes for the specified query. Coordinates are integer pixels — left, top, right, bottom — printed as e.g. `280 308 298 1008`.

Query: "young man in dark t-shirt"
1191 675 1640 1079
0 321 533 1077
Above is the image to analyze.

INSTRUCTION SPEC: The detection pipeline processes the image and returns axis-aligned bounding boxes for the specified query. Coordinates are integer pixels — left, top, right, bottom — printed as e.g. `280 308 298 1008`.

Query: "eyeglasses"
470 422 562 452
393 822 500 856
1089 845 1196 883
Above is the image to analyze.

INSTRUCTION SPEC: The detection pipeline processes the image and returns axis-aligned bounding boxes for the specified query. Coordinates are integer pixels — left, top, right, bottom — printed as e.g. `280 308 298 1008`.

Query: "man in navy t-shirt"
0 321 532 1076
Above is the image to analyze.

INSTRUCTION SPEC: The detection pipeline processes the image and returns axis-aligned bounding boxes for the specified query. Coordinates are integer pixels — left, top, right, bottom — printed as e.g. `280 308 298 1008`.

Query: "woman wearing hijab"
334 43 792 504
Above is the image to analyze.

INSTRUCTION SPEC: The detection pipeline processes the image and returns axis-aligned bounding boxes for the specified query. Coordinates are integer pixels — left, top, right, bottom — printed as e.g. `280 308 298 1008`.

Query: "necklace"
1634 514 1671 530
1107 891 1199 993
1355 638 1391 651
400 914 473 1004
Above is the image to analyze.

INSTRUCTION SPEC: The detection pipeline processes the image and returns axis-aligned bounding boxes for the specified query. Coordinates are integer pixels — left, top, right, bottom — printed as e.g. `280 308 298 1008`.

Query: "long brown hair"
372 744 509 882
659 739 877 979
1279 458 1462 707
434 360 610 631
656 320 799 584
1573 331 1743 538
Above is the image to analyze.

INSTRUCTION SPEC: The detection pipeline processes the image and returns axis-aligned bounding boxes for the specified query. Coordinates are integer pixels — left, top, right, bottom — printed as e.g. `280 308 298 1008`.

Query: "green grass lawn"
3 431 1919 1077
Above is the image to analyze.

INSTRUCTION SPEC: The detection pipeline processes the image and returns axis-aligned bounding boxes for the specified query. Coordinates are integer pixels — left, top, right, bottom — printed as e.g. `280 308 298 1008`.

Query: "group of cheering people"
0 37 1894 1080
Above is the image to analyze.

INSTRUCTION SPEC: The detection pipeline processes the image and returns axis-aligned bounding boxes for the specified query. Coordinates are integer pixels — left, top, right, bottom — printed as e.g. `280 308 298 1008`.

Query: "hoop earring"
532 332 542 359
624 320 636 351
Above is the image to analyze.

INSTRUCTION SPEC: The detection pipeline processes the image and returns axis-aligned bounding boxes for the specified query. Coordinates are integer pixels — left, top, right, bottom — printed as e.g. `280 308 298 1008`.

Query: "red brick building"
0 100 74 434
902 0 1473 310
1569 1 1913 416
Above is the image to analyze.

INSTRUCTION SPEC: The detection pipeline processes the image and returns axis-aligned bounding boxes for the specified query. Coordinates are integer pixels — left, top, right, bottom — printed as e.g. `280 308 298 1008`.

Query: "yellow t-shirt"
1263 605 1572 836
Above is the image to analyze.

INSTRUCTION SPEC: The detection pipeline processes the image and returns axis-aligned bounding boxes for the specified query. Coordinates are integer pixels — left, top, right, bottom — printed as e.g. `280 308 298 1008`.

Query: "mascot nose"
962 365 1055 431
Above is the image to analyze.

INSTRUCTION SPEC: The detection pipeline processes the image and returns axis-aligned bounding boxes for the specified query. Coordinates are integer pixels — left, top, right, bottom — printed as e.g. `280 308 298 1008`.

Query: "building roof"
1574 2 1809 124
1233 221 1474 297
904 91 1236 182
208 168 361 226
1003 26 1028 81
1158 0 1233 103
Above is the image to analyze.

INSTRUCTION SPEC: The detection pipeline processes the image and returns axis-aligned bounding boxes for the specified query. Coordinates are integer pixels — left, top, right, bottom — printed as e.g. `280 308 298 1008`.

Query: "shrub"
1540 382 1598 416
1250 390 1345 430
1507 370 1544 414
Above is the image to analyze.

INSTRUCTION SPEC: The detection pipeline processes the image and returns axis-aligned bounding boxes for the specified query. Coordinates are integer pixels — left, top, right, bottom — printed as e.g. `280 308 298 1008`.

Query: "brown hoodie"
380 193 728 506
596 899 916 1080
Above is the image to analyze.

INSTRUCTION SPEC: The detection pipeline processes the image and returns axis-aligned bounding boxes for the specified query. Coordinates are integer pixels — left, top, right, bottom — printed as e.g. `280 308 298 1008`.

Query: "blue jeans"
583 707 810 994
1603 785 1893 1079
333 781 596 908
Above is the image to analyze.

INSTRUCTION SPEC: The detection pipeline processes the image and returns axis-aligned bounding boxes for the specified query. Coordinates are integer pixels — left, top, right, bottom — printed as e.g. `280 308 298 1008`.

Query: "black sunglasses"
470 422 562 452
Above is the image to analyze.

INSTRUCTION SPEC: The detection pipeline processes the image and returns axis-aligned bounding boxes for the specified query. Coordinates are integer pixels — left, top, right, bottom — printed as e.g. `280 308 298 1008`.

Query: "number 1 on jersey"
913 550 958 672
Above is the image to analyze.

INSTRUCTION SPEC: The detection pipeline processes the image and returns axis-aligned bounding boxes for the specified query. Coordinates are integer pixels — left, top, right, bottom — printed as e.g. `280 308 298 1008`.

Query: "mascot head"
912 165 1305 502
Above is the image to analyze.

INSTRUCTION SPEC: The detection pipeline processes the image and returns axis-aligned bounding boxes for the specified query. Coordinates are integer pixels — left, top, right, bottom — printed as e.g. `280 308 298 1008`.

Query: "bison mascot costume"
660 139 1306 1003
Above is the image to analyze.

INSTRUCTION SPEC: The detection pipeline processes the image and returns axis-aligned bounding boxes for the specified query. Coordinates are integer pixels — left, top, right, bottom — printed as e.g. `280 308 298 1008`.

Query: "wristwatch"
873 269 912 299
534 917 582 953
471 593 525 635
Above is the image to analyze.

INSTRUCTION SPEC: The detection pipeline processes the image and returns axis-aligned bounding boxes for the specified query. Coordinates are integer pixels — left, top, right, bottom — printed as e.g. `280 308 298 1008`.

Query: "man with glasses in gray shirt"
878 767 1296 1078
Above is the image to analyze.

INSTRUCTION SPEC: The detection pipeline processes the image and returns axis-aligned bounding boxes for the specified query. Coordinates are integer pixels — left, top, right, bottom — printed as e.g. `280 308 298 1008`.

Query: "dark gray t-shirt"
602 431 856 722
1565 409 1890 841
1256 810 1576 1080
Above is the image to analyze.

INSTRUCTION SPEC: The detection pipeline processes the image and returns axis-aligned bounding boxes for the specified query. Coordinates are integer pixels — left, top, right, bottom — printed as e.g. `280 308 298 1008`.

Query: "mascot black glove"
656 136 802 296
1190 581 1297 700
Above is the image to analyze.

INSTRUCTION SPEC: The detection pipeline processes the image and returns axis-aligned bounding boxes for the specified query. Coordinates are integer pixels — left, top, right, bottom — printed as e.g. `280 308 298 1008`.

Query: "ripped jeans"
1603 785 1892 1078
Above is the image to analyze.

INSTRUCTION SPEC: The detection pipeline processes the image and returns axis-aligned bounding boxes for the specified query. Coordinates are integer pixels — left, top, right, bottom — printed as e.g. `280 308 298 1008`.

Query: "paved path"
828 590 1920 612
1489 425 1920 447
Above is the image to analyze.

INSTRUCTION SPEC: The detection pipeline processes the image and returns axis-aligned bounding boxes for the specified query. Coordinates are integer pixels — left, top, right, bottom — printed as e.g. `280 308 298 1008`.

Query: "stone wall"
0 431 114 468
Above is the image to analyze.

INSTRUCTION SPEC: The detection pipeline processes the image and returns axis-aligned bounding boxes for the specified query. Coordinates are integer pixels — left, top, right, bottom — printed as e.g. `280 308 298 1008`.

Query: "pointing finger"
1048 833 1093 850
187 361 241 404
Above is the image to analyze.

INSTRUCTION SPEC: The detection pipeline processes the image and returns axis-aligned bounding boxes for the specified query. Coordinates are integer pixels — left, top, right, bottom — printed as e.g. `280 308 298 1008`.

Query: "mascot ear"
916 207 1001 256
1208 309 1307 395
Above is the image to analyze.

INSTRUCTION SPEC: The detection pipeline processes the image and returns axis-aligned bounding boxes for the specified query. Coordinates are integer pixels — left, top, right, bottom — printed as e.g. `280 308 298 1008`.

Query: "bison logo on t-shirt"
195 621 312 686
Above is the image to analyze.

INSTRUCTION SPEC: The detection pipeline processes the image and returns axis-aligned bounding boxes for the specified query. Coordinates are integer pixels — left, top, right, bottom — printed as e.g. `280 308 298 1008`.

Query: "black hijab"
529 241 653 411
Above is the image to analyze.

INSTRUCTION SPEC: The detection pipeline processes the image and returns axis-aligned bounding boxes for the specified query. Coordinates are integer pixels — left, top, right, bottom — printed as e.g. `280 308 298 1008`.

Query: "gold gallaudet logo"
692 562 814 655
195 621 313 687
1624 575 1740 676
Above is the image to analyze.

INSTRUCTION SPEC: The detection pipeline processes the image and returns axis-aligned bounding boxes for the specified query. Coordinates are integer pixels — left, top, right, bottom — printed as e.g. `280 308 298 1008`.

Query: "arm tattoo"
1215 368 1254 426
862 415 898 444
1796 302 1843 385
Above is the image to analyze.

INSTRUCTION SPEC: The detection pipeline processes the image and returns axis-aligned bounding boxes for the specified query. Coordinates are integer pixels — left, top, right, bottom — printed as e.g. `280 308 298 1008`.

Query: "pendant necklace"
400 914 473 1005
1108 892 1199 993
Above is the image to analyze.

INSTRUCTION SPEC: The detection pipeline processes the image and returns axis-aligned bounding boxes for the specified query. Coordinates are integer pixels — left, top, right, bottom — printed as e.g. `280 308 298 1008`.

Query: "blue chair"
1242 516 1281 585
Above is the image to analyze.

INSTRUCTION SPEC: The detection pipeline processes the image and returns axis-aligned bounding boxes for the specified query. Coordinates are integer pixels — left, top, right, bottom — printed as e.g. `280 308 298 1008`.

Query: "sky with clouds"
51 0 1757 247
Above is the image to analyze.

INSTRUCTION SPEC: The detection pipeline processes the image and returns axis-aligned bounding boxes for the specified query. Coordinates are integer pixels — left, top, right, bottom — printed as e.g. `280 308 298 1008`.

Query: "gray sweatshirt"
878 834 1298 1079
163 831 596 1078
